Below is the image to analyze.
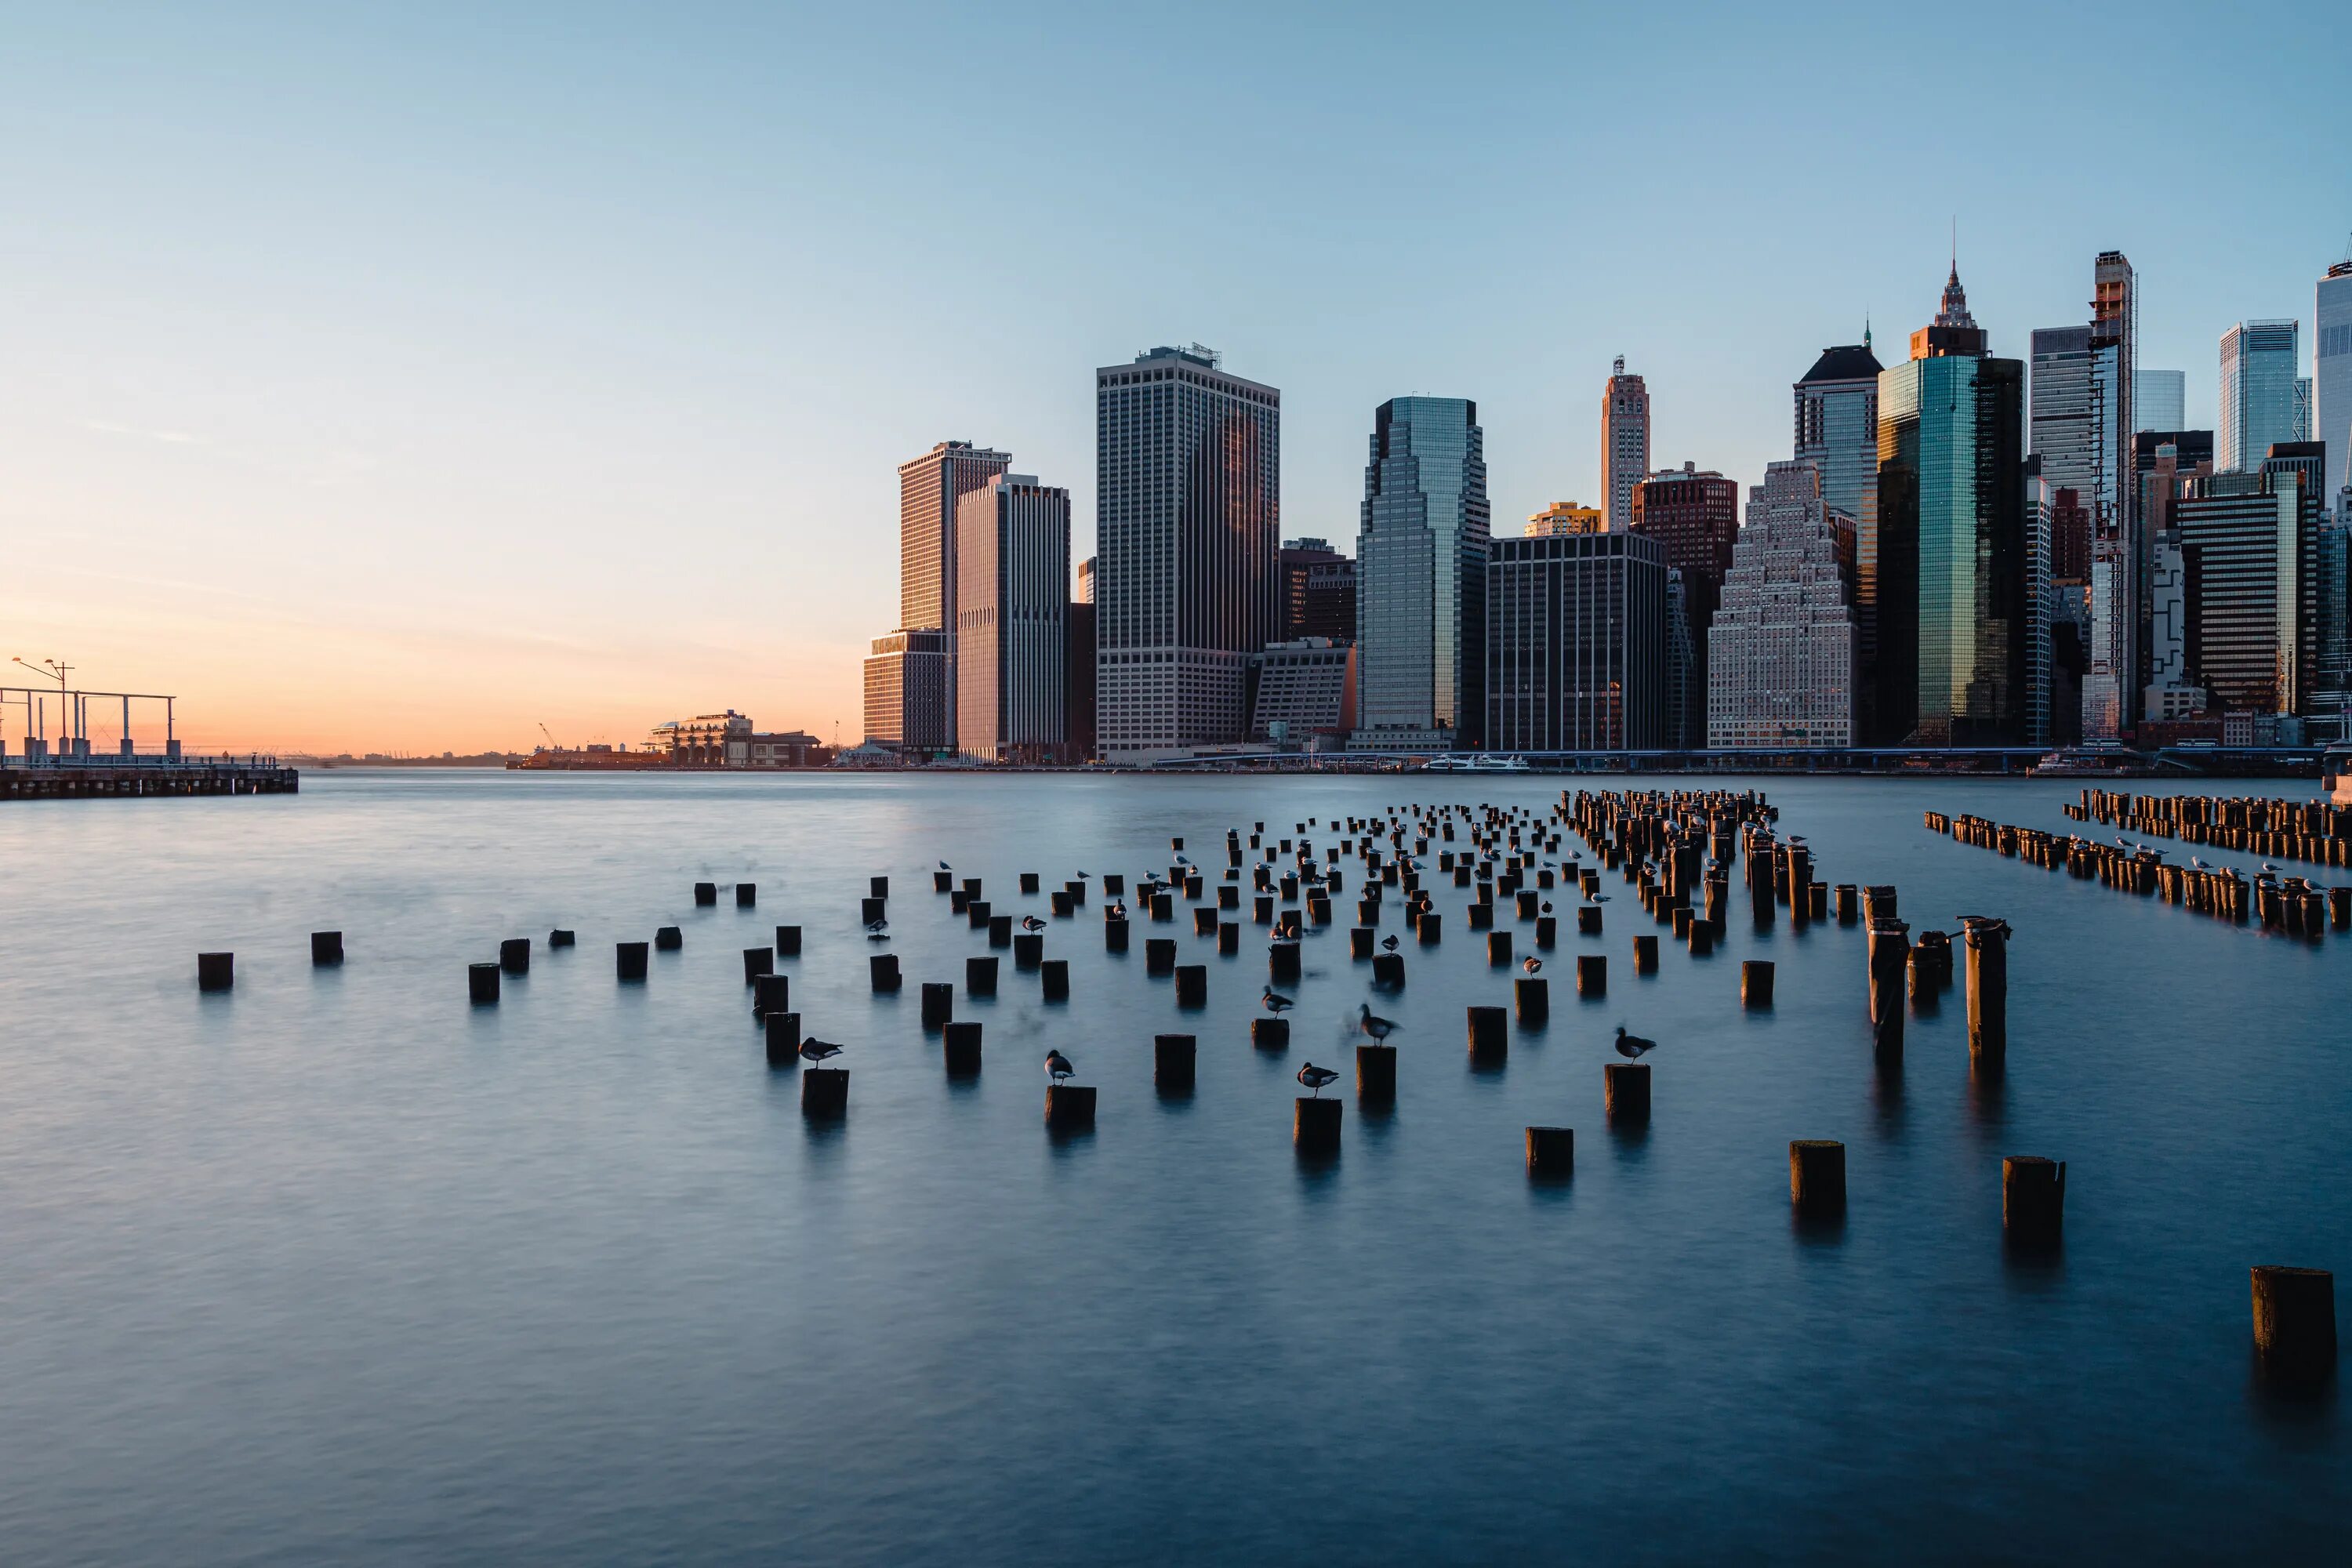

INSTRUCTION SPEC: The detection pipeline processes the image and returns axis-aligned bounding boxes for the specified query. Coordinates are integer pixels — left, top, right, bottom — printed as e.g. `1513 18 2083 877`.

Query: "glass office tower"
1873 266 2031 746
1355 397 1490 748
2321 260 2352 502
2220 321 2302 473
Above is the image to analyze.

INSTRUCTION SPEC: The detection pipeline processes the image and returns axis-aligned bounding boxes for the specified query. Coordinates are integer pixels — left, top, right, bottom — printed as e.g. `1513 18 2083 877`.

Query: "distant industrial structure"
0 675 296 798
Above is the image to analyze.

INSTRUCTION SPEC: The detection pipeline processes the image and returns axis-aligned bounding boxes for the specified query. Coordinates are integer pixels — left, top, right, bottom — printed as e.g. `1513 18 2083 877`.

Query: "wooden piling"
1632 934 1657 974
1253 1017 1289 1051
549 929 575 949
1577 954 1606 996
1041 958 1069 1000
1372 952 1406 988
802 1068 848 1120
736 883 757 908
2250 1266 2336 1383
942 1021 982 1077
764 1010 800 1065
753 974 791 1016
1515 976 1549 1024
1356 1044 1396 1104
741 946 772 983
310 932 342 967
1963 917 2008 1067
616 942 650 982
1155 1033 1196 1091
1176 964 1207 1007
1789 1139 1846 1218
1604 1062 1650 1125
655 926 683 951
2002 1156 2064 1242
468 961 500 1004
1294 1096 1341 1154
1467 1005 1508 1060
1525 1126 1573 1175
920 982 953 1029
694 882 717 906
775 924 801 956
966 955 999 996
869 952 901 992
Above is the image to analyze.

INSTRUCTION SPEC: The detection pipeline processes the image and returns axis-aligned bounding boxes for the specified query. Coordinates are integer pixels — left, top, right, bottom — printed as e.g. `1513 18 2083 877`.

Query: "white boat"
1468 755 1530 773
2027 745 2144 779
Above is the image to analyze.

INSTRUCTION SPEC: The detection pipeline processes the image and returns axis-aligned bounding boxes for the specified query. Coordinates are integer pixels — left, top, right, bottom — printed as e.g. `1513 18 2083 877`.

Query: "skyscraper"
2319 256 2352 502
1795 339 1882 528
2220 321 2303 473
1486 531 1668 751
2176 445 2326 716
1708 459 1858 748
1355 397 1490 748
895 440 1011 751
1630 461 1740 746
1094 345 1280 762
862 629 952 750
2135 369 2186 434
956 474 1070 762
1872 263 2031 746
1600 358 1650 532
2031 256 2136 739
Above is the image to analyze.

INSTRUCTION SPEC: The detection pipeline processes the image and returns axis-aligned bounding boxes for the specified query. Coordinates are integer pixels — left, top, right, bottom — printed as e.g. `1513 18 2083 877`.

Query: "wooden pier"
0 760 299 800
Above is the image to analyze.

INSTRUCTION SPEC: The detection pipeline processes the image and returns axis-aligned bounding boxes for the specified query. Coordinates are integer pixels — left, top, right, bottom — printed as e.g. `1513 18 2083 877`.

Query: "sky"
3 0 2347 754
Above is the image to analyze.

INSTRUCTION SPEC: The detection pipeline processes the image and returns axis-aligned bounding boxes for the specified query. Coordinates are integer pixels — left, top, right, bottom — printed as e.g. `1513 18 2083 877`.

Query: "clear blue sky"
2 0 2346 750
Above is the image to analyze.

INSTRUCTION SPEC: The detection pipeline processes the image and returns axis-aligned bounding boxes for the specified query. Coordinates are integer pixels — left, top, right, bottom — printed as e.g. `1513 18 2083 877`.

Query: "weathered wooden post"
920 982 953 1029
694 881 717 906
1515 976 1549 1024
764 1010 800 1065
1356 1044 1396 1105
1525 1126 1573 1176
2002 1156 2064 1243
1962 916 2009 1069
1154 1033 1196 1091
310 932 342 967
1467 1005 1508 1062
753 974 791 1017
1041 958 1069 1000
802 1069 848 1119
1294 1095 1341 1154
468 961 500 1004
1605 1062 1650 1126
2250 1266 2336 1384
1632 934 1657 974
1867 919 1907 1056
736 883 757 908
616 942 650 982
1740 960 1774 1008
869 952 902 992
775 924 801 956
943 1020 983 1077
741 946 771 984
1789 1139 1846 1218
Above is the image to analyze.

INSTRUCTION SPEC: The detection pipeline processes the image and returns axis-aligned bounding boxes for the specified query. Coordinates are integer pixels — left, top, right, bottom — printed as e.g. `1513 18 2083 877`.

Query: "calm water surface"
0 770 2343 1564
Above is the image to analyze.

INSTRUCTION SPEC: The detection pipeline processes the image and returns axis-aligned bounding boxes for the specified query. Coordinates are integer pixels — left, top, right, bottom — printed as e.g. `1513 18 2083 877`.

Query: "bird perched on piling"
1380 935 1400 952
1613 1025 1655 1059
1357 1004 1399 1041
800 1038 845 1066
1522 956 1542 975
1297 1062 1339 1098
938 860 951 871
1075 870 1090 880
1261 989 1295 1014
1106 902 1127 920
1045 1049 1075 1083
1021 916 1046 932
865 919 890 941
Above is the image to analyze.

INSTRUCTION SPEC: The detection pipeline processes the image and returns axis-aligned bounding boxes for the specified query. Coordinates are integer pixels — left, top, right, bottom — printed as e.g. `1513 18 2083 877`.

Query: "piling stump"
1269 941 1301 983
753 973 791 1016
742 946 773 983
1253 1017 1289 1051
1515 976 1549 1024
869 953 902 992
1176 964 1207 1007
1742 960 1774 1009
1632 934 1657 974
764 1010 801 1065
1372 953 1406 988
1294 1097 1341 1155
1356 1044 1396 1104
737 884 757 908
1467 1005 1508 1060
1155 1033 1196 1091
943 1021 982 1077
920 982 953 1029
802 1069 848 1120
1790 1140 1846 1218
1577 954 1606 996
2002 1156 2065 1243
1045 1083 1096 1131
468 962 500 1004
775 925 802 956
967 955 999 996
550 929 575 949
1526 1126 1573 1176
694 882 717 907
1105 916 1130 953
617 942 650 982
1577 906 1602 935
2251 1266 2337 1383
1488 931 1513 966
655 926 683 952
310 932 343 967
1041 958 1069 1000
1605 1062 1650 1126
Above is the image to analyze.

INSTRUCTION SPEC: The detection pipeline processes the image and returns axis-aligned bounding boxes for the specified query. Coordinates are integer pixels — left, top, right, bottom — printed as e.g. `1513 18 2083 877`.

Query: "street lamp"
13 656 71 760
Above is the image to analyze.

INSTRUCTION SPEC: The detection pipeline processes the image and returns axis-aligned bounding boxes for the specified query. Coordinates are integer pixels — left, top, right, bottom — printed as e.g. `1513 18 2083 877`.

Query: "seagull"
799 1037 844 1066
864 918 890 941
1021 916 1046 932
1297 1062 1340 1097
938 860 951 870
1262 989 1295 1014
1357 1004 1399 1041
1076 870 1091 880
1613 1025 1655 1059
1522 956 1542 975
1045 1049 1075 1083
1587 892 1611 904
1380 935 1400 952
2261 862 2281 875
1174 853 1192 866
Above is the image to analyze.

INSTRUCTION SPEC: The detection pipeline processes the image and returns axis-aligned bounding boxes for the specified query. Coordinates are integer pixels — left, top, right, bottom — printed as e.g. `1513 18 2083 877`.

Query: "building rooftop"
1798 344 1884 384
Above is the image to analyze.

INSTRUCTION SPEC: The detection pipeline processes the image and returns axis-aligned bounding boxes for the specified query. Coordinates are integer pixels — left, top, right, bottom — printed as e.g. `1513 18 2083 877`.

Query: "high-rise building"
1664 570 1697 750
2295 379 2314 442
2176 444 2327 716
1094 345 1281 762
1076 556 1096 605
862 629 952 751
2024 459 2056 747
898 440 1012 748
2220 321 2303 473
1278 538 1356 642
2030 253 2136 740
1630 460 1740 741
1600 358 1650 532
955 474 1070 762
1526 501 1605 537
2135 369 2187 434
1795 339 1883 528
1872 263 2031 746
2318 257 2352 502
1065 600 1096 762
1354 397 1490 749
1246 640 1357 747
2135 431 2217 724
1707 460 1858 749
1485 531 1668 751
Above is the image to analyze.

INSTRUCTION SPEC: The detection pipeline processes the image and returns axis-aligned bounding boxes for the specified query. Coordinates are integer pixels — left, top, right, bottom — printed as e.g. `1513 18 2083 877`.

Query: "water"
0 770 2343 1564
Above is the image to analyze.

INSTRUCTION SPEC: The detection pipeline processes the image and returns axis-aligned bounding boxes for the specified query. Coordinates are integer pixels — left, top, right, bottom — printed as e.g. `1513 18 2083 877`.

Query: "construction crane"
539 721 562 753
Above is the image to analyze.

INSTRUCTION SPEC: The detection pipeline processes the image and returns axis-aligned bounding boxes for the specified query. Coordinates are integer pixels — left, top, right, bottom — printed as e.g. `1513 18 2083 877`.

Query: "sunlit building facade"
2220 320 2302 474
955 474 1070 762
1485 531 1668 751
1708 459 1857 748
1600 358 1650 532
1355 397 1489 749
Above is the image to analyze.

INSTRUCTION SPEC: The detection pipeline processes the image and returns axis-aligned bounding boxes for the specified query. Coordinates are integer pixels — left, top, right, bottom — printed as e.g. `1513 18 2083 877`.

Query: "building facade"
647 712 824 768
1526 501 1605 537
2220 320 2303 474
2136 432 2216 720
1246 639 1357 746
2321 259 2352 503
862 629 952 750
2136 368 2186 434
1795 340 1883 530
1630 460 1740 744
898 440 1012 749
1279 538 1356 642
1873 265 2031 746
1094 345 1281 762
1600 358 1650 532
1354 397 1489 749
1707 459 1858 748
2176 445 2326 716
1486 531 1668 751
955 474 1070 762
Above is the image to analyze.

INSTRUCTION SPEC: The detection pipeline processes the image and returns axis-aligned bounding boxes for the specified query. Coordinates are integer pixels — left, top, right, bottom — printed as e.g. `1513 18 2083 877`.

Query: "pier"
0 682 296 800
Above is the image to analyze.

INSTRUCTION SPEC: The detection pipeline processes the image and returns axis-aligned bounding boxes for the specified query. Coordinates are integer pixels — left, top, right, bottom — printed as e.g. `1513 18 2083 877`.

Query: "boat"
2027 744 2148 779
2323 742 2352 804
1468 755 1530 773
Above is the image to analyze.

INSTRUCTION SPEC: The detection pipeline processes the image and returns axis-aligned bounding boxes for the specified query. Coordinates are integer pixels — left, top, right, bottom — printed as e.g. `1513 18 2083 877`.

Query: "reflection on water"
0 768 2342 1563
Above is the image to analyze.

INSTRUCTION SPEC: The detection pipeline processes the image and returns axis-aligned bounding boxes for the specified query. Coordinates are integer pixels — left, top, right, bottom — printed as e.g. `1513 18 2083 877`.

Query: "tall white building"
1094 345 1281 762
898 440 1011 749
1706 460 1857 748
956 474 1070 762
2220 320 2303 472
2135 368 2186 433
1600 357 1650 532
2319 259 2352 503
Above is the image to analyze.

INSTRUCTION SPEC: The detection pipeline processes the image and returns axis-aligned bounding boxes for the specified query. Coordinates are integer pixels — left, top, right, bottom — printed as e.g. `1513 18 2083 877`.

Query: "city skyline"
3 2 2347 752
